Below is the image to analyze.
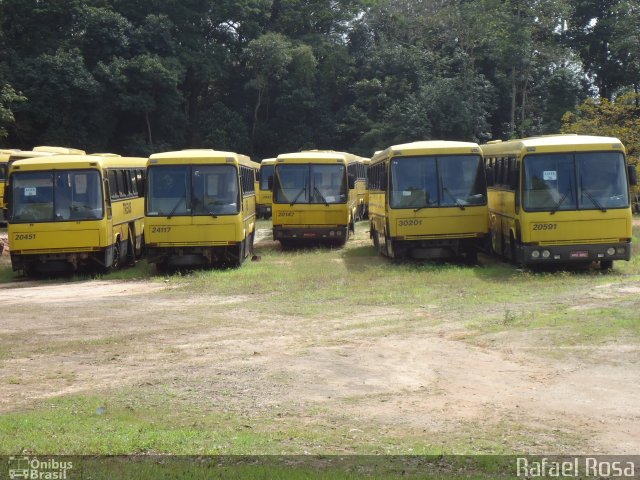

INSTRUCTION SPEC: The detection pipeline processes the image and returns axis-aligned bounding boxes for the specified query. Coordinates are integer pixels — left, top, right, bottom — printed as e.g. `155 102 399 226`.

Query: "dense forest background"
0 0 639 161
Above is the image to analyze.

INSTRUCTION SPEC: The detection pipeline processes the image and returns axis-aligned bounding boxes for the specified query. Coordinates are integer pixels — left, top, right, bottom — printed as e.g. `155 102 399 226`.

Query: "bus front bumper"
518 241 631 264
273 225 348 241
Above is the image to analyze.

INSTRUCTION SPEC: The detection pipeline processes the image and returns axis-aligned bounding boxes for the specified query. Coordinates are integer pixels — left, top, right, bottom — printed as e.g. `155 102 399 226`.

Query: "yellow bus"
144 149 258 270
0 149 19 222
348 156 368 221
270 150 364 246
363 158 371 219
256 158 276 219
7 153 146 275
481 134 637 269
0 147 86 222
368 141 488 261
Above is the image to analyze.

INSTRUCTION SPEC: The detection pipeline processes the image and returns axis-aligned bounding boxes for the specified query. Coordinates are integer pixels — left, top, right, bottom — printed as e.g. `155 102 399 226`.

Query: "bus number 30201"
532 223 557 231
398 219 423 227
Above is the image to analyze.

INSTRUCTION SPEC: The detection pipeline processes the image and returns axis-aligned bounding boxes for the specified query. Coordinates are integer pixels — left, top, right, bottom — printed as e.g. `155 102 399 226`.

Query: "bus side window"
129 170 138 196
120 170 130 197
108 170 119 200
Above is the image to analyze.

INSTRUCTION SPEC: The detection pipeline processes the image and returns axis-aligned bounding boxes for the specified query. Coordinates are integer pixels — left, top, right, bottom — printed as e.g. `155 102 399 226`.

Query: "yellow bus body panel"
10 222 101 253
273 204 350 227
522 210 631 244
146 217 239 246
390 206 489 238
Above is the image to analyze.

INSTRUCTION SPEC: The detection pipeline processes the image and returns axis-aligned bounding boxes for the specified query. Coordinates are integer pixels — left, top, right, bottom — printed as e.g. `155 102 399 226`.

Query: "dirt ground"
0 230 639 454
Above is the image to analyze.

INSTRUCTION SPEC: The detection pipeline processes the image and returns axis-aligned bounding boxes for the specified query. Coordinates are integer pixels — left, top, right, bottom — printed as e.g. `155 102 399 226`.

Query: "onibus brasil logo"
8 456 73 480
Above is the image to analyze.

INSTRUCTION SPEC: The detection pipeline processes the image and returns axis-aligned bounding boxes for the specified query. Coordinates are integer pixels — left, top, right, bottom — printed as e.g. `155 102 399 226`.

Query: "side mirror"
267 175 274 191
628 165 637 186
348 174 355 190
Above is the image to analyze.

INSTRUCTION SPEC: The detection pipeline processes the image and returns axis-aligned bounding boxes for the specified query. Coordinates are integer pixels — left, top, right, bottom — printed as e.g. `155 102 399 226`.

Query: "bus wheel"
600 260 613 270
385 235 394 258
248 231 255 256
105 241 121 273
126 228 136 266
232 239 245 267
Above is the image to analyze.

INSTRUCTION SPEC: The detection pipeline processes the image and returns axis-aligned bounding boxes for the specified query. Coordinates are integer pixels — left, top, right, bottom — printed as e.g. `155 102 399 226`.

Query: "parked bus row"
1 134 637 276
368 135 636 270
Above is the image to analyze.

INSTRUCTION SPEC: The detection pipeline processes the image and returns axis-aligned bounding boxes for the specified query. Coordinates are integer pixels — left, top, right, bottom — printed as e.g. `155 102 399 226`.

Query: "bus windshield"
390 155 486 209
259 165 274 190
523 152 629 212
147 165 239 216
11 170 103 223
274 164 347 204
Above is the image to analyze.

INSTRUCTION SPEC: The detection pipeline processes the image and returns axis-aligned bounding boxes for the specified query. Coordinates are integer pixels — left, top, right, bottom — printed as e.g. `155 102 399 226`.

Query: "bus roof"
372 140 481 163
33 145 86 155
481 134 625 155
9 154 146 173
148 149 253 167
277 150 364 164
260 158 277 165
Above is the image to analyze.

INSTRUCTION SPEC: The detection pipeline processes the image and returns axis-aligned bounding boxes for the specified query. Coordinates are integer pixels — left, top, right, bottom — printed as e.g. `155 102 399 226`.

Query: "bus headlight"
531 250 540 259
542 250 551 259
606 247 616 256
616 247 625 255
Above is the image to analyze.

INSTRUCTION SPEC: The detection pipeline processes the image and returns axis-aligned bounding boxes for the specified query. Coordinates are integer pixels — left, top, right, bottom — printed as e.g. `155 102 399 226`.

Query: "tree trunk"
510 66 517 138
251 88 263 154
145 111 153 150
520 77 529 135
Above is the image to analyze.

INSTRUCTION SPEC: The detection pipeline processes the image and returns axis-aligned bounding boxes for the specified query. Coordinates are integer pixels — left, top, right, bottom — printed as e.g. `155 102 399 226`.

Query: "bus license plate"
570 251 589 258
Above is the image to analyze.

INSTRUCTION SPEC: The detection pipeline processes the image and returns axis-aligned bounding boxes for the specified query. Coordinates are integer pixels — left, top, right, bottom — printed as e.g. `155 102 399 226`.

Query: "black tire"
232 238 246 267
104 240 121 273
247 231 255 256
126 229 136 267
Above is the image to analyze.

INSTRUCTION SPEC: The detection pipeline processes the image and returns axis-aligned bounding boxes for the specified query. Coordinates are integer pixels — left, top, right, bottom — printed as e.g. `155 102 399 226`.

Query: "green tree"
0 83 25 140
561 92 640 164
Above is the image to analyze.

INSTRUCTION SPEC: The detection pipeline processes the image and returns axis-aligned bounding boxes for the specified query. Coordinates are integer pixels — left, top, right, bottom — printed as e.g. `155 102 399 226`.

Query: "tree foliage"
0 0 637 158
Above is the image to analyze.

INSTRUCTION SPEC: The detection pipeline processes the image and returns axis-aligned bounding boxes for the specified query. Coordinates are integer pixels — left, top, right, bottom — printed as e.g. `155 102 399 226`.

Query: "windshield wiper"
550 189 570 215
290 186 307 206
167 197 185 219
413 199 435 213
314 186 329 206
443 187 465 210
582 188 607 212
